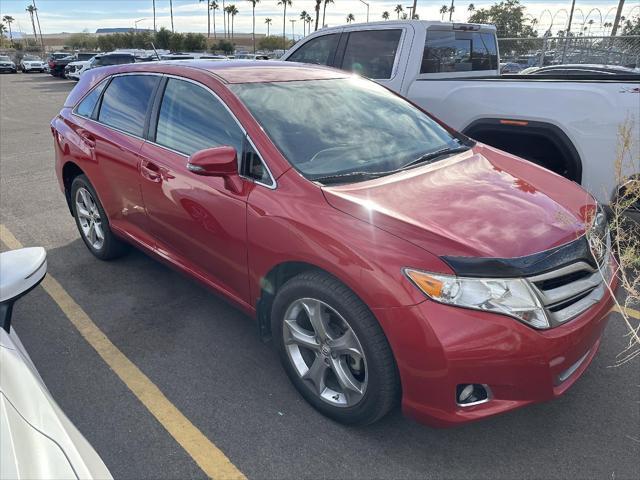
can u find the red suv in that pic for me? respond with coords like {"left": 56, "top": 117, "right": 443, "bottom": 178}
{"left": 52, "top": 61, "right": 616, "bottom": 427}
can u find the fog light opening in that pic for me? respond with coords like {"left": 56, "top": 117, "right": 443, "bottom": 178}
{"left": 456, "top": 384, "right": 490, "bottom": 407}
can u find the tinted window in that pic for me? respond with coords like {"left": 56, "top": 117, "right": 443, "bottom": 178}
{"left": 287, "top": 34, "right": 340, "bottom": 66}
{"left": 98, "top": 75, "right": 159, "bottom": 136}
{"left": 421, "top": 30, "right": 497, "bottom": 73}
{"left": 340, "top": 29, "right": 402, "bottom": 79}
{"left": 155, "top": 78, "right": 244, "bottom": 156}
{"left": 75, "top": 80, "right": 108, "bottom": 118}
{"left": 231, "top": 78, "right": 460, "bottom": 181}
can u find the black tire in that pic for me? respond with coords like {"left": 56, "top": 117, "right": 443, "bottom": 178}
{"left": 271, "top": 270, "right": 400, "bottom": 425}
{"left": 70, "top": 175, "right": 129, "bottom": 260}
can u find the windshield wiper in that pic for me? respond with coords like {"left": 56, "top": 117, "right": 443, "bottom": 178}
{"left": 312, "top": 144, "right": 472, "bottom": 185}
{"left": 400, "top": 145, "right": 471, "bottom": 170}
{"left": 312, "top": 171, "right": 389, "bottom": 185}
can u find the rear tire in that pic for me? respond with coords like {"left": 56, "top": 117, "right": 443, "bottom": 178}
{"left": 70, "top": 175, "right": 129, "bottom": 260}
{"left": 271, "top": 270, "right": 400, "bottom": 425}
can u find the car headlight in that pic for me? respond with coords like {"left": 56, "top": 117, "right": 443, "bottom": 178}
{"left": 404, "top": 268, "right": 549, "bottom": 329}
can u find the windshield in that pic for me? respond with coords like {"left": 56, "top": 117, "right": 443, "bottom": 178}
{"left": 0, "top": 56, "right": 10, "bottom": 62}
{"left": 230, "top": 77, "right": 465, "bottom": 182}
{"left": 24, "top": 55, "right": 41, "bottom": 61}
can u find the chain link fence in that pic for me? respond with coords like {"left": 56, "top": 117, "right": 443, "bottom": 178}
{"left": 498, "top": 35, "right": 640, "bottom": 69}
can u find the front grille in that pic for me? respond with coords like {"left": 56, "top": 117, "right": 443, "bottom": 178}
{"left": 527, "top": 230, "right": 612, "bottom": 327}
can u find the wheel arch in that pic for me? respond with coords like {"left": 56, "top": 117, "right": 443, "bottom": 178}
{"left": 463, "top": 118, "right": 583, "bottom": 184}
{"left": 256, "top": 261, "right": 329, "bottom": 341}
{"left": 61, "top": 161, "right": 86, "bottom": 215}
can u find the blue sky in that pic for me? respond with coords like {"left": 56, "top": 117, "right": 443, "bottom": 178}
{"left": 1, "top": 0, "right": 635, "bottom": 36}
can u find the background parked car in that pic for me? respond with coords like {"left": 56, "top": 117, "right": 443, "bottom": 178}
{"left": 0, "top": 247, "right": 113, "bottom": 479}
{"left": 0, "top": 55, "right": 17, "bottom": 73}
{"left": 20, "top": 55, "right": 45, "bottom": 73}
{"left": 82, "top": 52, "right": 136, "bottom": 73}
{"left": 65, "top": 58, "right": 92, "bottom": 80}
{"left": 500, "top": 62, "right": 523, "bottom": 74}
{"left": 47, "top": 52, "right": 76, "bottom": 77}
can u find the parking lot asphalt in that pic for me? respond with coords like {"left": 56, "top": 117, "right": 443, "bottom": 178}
{"left": 1, "top": 72, "right": 639, "bottom": 480}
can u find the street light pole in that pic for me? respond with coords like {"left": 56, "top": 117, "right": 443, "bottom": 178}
{"left": 358, "top": 0, "right": 370, "bottom": 22}
{"left": 134, "top": 18, "right": 147, "bottom": 32}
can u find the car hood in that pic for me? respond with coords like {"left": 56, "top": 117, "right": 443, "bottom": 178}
{"left": 322, "top": 144, "right": 595, "bottom": 259}
{"left": 68, "top": 60, "right": 89, "bottom": 67}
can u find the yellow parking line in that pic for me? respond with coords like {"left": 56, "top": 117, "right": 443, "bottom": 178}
{"left": 612, "top": 305, "right": 640, "bottom": 320}
{"left": 0, "top": 224, "right": 245, "bottom": 480}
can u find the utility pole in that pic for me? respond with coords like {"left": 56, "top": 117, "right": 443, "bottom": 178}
{"left": 561, "top": 0, "right": 576, "bottom": 63}
{"left": 153, "top": 0, "right": 157, "bottom": 31}
{"left": 411, "top": 0, "right": 417, "bottom": 19}
{"left": 610, "top": 0, "right": 625, "bottom": 37}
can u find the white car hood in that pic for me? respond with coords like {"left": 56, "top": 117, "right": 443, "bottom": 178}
{"left": 68, "top": 61, "right": 89, "bottom": 67}
{"left": 0, "top": 328, "right": 112, "bottom": 480}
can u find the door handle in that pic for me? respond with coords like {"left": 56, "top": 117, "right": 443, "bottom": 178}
{"left": 140, "top": 159, "right": 162, "bottom": 183}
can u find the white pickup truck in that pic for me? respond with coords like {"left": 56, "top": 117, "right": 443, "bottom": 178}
{"left": 281, "top": 20, "right": 640, "bottom": 206}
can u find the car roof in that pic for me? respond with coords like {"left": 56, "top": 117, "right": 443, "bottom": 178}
{"left": 109, "top": 60, "right": 351, "bottom": 84}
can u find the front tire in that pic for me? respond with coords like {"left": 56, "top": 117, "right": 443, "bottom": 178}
{"left": 70, "top": 175, "right": 128, "bottom": 260}
{"left": 272, "top": 270, "right": 400, "bottom": 425}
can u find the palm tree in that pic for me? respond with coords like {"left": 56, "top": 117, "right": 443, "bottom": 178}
{"left": 222, "top": 0, "right": 227, "bottom": 37}
{"left": 346, "top": 13, "right": 355, "bottom": 24}
{"left": 314, "top": 0, "right": 321, "bottom": 31}
{"left": 448, "top": 1, "right": 455, "bottom": 21}
{"left": 300, "top": 10, "right": 308, "bottom": 36}
{"left": 2, "top": 15, "right": 14, "bottom": 43}
{"left": 322, "top": 0, "right": 334, "bottom": 29}
{"left": 211, "top": 1, "right": 219, "bottom": 38}
{"left": 224, "top": 5, "right": 231, "bottom": 38}
{"left": 32, "top": 0, "right": 44, "bottom": 50}
{"left": 248, "top": 0, "right": 260, "bottom": 52}
{"left": 277, "top": 0, "right": 292, "bottom": 48}
{"left": 25, "top": 5, "right": 38, "bottom": 43}
{"left": 306, "top": 13, "right": 312, "bottom": 33}
{"left": 439, "top": 4, "right": 447, "bottom": 20}
{"left": 265, "top": 17, "right": 272, "bottom": 36}
{"left": 382, "top": 11, "right": 390, "bottom": 20}
{"left": 394, "top": 4, "right": 403, "bottom": 19}
{"left": 230, "top": 5, "right": 239, "bottom": 39}
{"left": 467, "top": 3, "right": 474, "bottom": 19}
{"left": 201, "top": 0, "right": 211, "bottom": 37}
{"left": 152, "top": 0, "right": 157, "bottom": 31}
{"left": 0, "top": 24, "right": 6, "bottom": 44}
{"left": 169, "top": 0, "right": 175, "bottom": 32}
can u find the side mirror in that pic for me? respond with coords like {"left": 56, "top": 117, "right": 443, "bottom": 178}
{"left": 187, "top": 146, "right": 243, "bottom": 193}
{"left": 187, "top": 146, "right": 238, "bottom": 177}
{"left": 0, "top": 247, "right": 47, "bottom": 332}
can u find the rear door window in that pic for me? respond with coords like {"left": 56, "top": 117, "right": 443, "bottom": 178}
{"left": 153, "top": 78, "right": 244, "bottom": 156}
{"left": 421, "top": 30, "right": 497, "bottom": 73}
{"left": 287, "top": 33, "right": 340, "bottom": 66}
{"left": 75, "top": 79, "right": 108, "bottom": 118}
{"left": 339, "top": 29, "right": 402, "bottom": 79}
{"left": 97, "top": 75, "right": 159, "bottom": 137}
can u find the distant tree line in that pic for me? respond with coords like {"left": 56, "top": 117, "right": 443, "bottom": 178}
{"left": 65, "top": 28, "right": 209, "bottom": 53}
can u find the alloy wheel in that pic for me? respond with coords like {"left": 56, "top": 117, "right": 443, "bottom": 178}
{"left": 75, "top": 187, "right": 105, "bottom": 250}
{"left": 283, "top": 298, "right": 368, "bottom": 407}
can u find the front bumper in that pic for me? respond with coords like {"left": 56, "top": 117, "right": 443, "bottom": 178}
{"left": 0, "top": 65, "right": 16, "bottom": 72}
{"left": 373, "top": 262, "right": 617, "bottom": 428}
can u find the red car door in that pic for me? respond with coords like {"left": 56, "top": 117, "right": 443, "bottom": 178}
{"left": 138, "top": 77, "right": 252, "bottom": 304}
{"left": 88, "top": 74, "right": 161, "bottom": 249}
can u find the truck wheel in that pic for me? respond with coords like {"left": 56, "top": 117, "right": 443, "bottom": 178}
{"left": 70, "top": 175, "right": 129, "bottom": 260}
{"left": 271, "top": 270, "right": 400, "bottom": 425}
